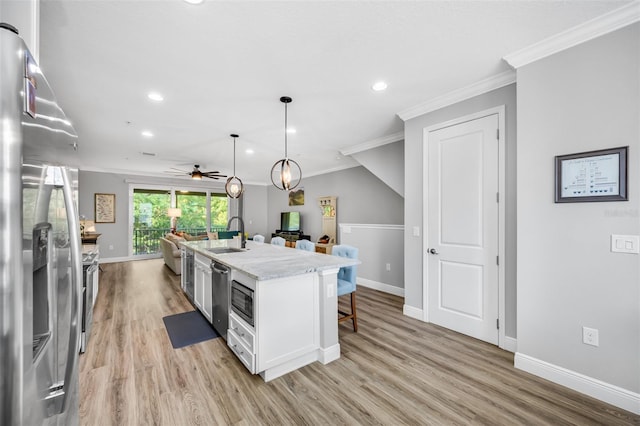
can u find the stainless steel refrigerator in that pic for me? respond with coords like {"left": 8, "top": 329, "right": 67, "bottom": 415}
{"left": 1, "top": 23, "right": 82, "bottom": 426}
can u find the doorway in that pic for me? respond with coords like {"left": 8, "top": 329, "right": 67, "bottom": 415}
{"left": 423, "top": 107, "right": 506, "bottom": 347}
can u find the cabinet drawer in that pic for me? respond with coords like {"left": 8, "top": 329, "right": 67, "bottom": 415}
{"left": 228, "top": 330, "right": 255, "bottom": 374}
{"left": 229, "top": 312, "right": 255, "bottom": 352}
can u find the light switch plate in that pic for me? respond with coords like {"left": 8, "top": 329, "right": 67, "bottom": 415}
{"left": 611, "top": 235, "right": 639, "bottom": 254}
{"left": 413, "top": 226, "right": 420, "bottom": 237}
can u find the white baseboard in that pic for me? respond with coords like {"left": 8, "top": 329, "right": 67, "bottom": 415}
{"left": 318, "top": 343, "right": 341, "bottom": 364}
{"left": 515, "top": 352, "right": 640, "bottom": 414}
{"left": 99, "top": 256, "right": 132, "bottom": 264}
{"left": 357, "top": 277, "right": 404, "bottom": 297}
{"left": 403, "top": 304, "right": 423, "bottom": 321}
{"left": 99, "top": 254, "right": 161, "bottom": 264}
{"left": 501, "top": 336, "right": 517, "bottom": 353}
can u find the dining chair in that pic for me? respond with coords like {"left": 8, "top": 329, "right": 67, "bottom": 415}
{"left": 253, "top": 234, "right": 265, "bottom": 243}
{"left": 331, "top": 244, "right": 358, "bottom": 332}
{"left": 295, "top": 239, "right": 315, "bottom": 252}
{"left": 271, "top": 236, "right": 286, "bottom": 246}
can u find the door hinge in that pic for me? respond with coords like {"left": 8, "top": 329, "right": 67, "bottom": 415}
{"left": 496, "top": 128, "right": 499, "bottom": 140}
{"left": 496, "top": 319, "right": 500, "bottom": 330}
{"left": 496, "top": 192, "right": 499, "bottom": 203}
{"left": 496, "top": 256, "right": 499, "bottom": 265}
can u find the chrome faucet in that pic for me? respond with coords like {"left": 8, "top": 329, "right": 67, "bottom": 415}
{"left": 227, "top": 216, "right": 246, "bottom": 248}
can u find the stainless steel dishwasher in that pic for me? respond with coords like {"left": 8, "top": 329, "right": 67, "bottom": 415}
{"left": 211, "top": 261, "right": 230, "bottom": 340}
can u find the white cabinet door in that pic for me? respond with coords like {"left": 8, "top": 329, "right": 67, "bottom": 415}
{"left": 194, "top": 262, "right": 204, "bottom": 310}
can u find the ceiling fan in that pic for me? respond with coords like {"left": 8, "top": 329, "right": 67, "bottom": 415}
{"left": 166, "top": 164, "right": 227, "bottom": 180}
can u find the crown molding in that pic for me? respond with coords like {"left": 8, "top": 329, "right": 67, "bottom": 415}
{"left": 397, "top": 70, "right": 516, "bottom": 121}
{"left": 340, "top": 131, "right": 404, "bottom": 156}
{"left": 503, "top": 1, "right": 640, "bottom": 69}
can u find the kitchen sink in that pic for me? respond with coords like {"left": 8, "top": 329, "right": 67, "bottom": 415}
{"left": 206, "top": 247, "right": 246, "bottom": 254}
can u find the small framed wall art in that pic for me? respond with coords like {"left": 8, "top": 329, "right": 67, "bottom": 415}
{"left": 555, "top": 146, "right": 628, "bottom": 203}
{"left": 95, "top": 193, "right": 116, "bottom": 223}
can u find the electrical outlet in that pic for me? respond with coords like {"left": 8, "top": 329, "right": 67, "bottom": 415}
{"left": 582, "top": 327, "right": 599, "bottom": 347}
{"left": 109, "top": 245, "right": 114, "bottom": 250}
{"left": 386, "top": 263, "right": 391, "bottom": 271}
{"left": 413, "top": 226, "right": 420, "bottom": 237}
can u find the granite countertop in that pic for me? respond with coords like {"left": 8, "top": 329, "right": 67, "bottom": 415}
{"left": 180, "top": 240, "right": 359, "bottom": 281}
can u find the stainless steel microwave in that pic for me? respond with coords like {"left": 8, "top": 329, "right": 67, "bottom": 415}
{"left": 230, "top": 280, "right": 254, "bottom": 327}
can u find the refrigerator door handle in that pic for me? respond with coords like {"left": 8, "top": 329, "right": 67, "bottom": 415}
{"left": 46, "top": 167, "right": 81, "bottom": 415}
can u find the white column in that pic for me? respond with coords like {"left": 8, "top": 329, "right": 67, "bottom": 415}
{"left": 317, "top": 267, "right": 340, "bottom": 363}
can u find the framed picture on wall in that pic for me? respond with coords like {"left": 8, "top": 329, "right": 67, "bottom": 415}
{"left": 95, "top": 193, "right": 116, "bottom": 223}
{"left": 555, "top": 146, "right": 628, "bottom": 203}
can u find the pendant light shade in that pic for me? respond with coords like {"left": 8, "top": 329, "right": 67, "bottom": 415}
{"left": 225, "top": 134, "right": 244, "bottom": 198}
{"left": 271, "top": 96, "right": 302, "bottom": 191}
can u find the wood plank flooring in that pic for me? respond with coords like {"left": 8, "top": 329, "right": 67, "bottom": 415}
{"left": 80, "top": 259, "right": 639, "bottom": 425}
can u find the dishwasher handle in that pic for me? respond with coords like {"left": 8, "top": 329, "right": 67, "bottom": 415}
{"left": 211, "top": 262, "right": 229, "bottom": 274}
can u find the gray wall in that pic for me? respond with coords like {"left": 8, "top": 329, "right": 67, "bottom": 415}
{"left": 266, "top": 166, "right": 404, "bottom": 242}
{"left": 516, "top": 24, "right": 639, "bottom": 392}
{"left": 403, "top": 84, "right": 518, "bottom": 338}
{"left": 351, "top": 141, "right": 404, "bottom": 197}
{"left": 267, "top": 166, "right": 405, "bottom": 290}
{"left": 78, "top": 170, "right": 267, "bottom": 259}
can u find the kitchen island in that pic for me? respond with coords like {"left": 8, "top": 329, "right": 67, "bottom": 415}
{"left": 179, "top": 239, "right": 358, "bottom": 382}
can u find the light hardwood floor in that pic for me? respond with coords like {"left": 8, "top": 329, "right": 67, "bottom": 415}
{"left": 80, "top": 259, "right": 639, "bottom": 425}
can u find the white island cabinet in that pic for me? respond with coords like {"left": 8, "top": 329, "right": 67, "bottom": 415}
{"left": 180, "top": 240, "right": 359, "bottom": 382}
{"left": 194, "top": 253, "right": 213, "bottom": 322}
{"left": 228, "top": 269, "right": 318, "bottom": 380}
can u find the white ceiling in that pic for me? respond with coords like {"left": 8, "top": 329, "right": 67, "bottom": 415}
{"left": 36, "top": 0, "right": 629, "bottom": 185}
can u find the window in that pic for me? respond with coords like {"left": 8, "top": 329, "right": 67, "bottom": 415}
{"left": 176, "top": 191, "right": 207, "bottom": 233}
{"left": 130, "top": 186, "right": 229, "bottom": 256}
{"left": 210, "top": 193, "right": 228, "bottom": 231}
{"left": 132, "top": 189, "right": 170, "bottom": 255}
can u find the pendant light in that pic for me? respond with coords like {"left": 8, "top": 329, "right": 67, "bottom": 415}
{"left": 225, "top": 134, "right": 244, "bottom": 198}
{"left": 271, "top": 96, "right": 302, "bottom": 191}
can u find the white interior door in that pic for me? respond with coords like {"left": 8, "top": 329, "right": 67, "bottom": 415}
{"left": 426, "top": 114, "right": 499, "bottom": 345}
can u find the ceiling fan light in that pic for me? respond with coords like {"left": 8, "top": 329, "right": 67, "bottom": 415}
{"left": 191, "top": 171, "right": 202, "bottom": 180}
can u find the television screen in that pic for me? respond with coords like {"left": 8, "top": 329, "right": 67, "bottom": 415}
{"left": 281, "top": 212, "right": 300, "bottom": 232}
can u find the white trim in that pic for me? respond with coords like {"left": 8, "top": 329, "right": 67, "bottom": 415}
{"left": 422, "top": 106, "right": 507, "bottom": 349}
{"left": 403, "top": 304, "right": 423, "bottom": 321}
{"left": 503, "top": 336, "right": 517, "bottom": 353}
{"left": 357, "top": 277, "right": 404, "bottom": 297}
{"left": 503, "top": 2, "right": 640, "bottom": 69}
{"left": 339, "top": 223, "right": 404, "bottom": 231}
{"left": 318, "top": 343, "right": 341, "bottom": 364}
{"left": 515, "top": 353, "right": 640, "bottom": 415}
{"left": 99, "top": 256, "right": 135, "bottom": 264}
{"left": 397, "top": 70, "right": 516, "bottom": 121}
{"left": 340, "top": 132, "right": 404, "bottom": 156}
{"left": 303, "top": 163, "right": 360, "bottom": 179}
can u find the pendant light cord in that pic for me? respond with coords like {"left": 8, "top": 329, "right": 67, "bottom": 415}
{"left": 233, "top": 136, "right": 236, "bottom": 176}
{"left": 284, "top": 102, "right": 288, "bottom": 159}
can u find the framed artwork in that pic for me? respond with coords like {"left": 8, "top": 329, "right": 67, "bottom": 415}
{"left": 555, "top": 146, "right": 628, "bottom": 203}
{"left": 289, "top": 187, "right": 305, "bottom": 206}
{"left": 95, "top": 193, "right": 116, "bottom": 223}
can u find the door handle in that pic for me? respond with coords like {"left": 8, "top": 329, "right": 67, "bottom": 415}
{"left": 429, "top": 248, "right": 439, "bottom": 255}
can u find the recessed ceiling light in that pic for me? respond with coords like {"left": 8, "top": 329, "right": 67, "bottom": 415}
{"left": 286, "top": 128, "right": 296, "bottom": 134}
{"left": 141, "top": 130, "right": 153, "bottom": 137}
{"left": 245, "top": 149, "right": 254, "bottom": 155}
{"left": 147, "top": 92, "right": 164, "bottom": 102}
{"left": 183, "top": 0, "right": 204, "bottom": 4}
{"left": 372, "top": 81, "right": 388, "bottom": 91}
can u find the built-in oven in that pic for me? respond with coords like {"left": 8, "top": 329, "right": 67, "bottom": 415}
{"left": 81, "top": 252, "right": 98, "bottom": 353}
{"left": 230, "top": 280, "right": 254, "bottom": 327}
